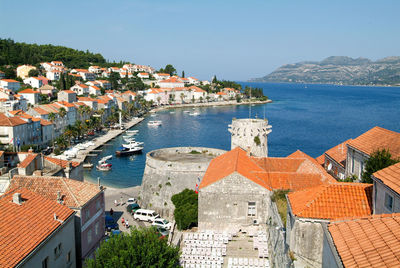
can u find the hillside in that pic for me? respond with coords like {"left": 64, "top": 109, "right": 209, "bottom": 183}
{"left": 251, "top": 56, "right": 400, "bottom": 86}
{"left": 0, "top": 38, "right": 107, "bottom": 68}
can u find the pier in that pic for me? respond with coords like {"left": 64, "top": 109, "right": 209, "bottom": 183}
{"left": 72, "top": 117, "right": 144, "bottom": 164}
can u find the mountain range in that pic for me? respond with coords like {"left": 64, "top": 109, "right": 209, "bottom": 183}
{"left": 250, "top": 56, "right": 400, "bottom": 86}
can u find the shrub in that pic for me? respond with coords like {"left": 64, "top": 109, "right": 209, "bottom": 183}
{"left": 171, "top": 189, "right": 198, "bottom": 230}
{"left": 165, "top": 182, "right": 171, "bottom": 186}
{"left": 362, "top": 149, "right": 399, "bottom": 183}
{"left": 85, "top": 227, "right": 180, "bottom": 267}
{"left": 254, "top": 135, "right": 261, "bottom": 146}
{"left": 189, "top": 150, "right": 201, "bottom": 154}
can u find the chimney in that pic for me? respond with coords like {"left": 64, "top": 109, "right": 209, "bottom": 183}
{"left": 57, "top": 191, "right": 63, "bottom": 204}
{"left": 13, "top": 193, "right": 22, "bottom": 205}
{"left": 28, "top": 147, "right": 33, "bottom": 153}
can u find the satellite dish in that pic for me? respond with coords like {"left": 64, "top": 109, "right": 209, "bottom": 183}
{"left": 327, "top": 163, "right": 332, "bottom": 171}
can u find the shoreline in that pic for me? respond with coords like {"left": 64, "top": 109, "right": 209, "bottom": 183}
{"left": 245, "top": 81, "right": 400, "bottom": 88}
{"left": 151, "top": 99, "right": 272, "bottom": 112}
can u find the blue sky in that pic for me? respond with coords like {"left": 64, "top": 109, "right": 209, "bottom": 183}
{"left": 1, "top": 0, "right": 399, "bottom": 80}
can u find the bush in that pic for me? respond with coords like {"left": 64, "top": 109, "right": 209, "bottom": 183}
{"left": 254, "top": 135, "right": 261, "bottom": 146}
{"left": 189, "top": 150, "right": 201, "bottom": 154}
{"left": 53, "top": 148, "right": 61, "bottom": 155}
{"left": 362, "top": 149, "right": 399, "bottom": 183}
{"left": 171, "top": 189, "right": 198, "bottom": 230}
{"left": 85, "top": 227, "right": 180, "bottom": 267}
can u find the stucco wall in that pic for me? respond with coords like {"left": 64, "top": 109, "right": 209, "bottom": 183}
{"left": 198, "top": 172, "right": 271, "bottom": 232}
{"left": 321, "top": 224, "right": 342, "bottom": 268}
{"left": 140, "top": 147, "right": 226, "bottom": 219}
{"left": 345, "top": 147, "right": 368, "bottom": 179}
{"left": 373, "top": 179, "right": 400, "bottom": 214}
{"left": 20, "top": 215, "right": 76, "bottom": 268}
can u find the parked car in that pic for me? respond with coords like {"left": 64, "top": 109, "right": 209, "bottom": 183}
{"left": 127, "top": 203, "right": 140, "bottom": 214}
{"left": 105, "top": 215, "right": 119, "bottom": 231}
{"left": 127, "top": 198, "right": 137, "bottom": 204}
{"left": 152, "top": 218, "right": 172, "bottom": 230}
{"left": 156, "top": 226, "right": 170, "bottom": 238}
{"left": 133, "top": 209, "right": 160, "bottom": 222}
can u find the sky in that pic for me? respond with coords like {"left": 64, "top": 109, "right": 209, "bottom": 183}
{"left": 1, "top": 0, "right": 399, "bottom": 81}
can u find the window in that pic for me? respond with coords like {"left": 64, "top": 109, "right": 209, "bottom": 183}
{"left": 96, "top": 200, "right": 101, "bottom": 211}
{"left": 351, "top": 155, "right": 355, "bottom": 173}
{"left": 384, "top": 193, "right": 393, "bottom": 212}
{"left": 248, "top": 202, "right": 256, "bottom": 216}
{"left": 54, "top": 243, "right": 62, "bottom": 259}
{"left": 95, "top": 222, "right": 99, "bottom": 236}
{"left": 42, "top": 257, "right": 49, "bottom": 268}
{"left": 87, "top": 229, "right": 92, "bottom": 244}
{"left": 85, "top": 210, "right": 91, "bottom": 221}
{"left": 66, "top": 251, "right": 71, "bottom": 263}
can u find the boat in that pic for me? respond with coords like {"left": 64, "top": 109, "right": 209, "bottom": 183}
{"left": 150, "top": 114, "right": 157, "bottom": 117}
{"left": 83, "top": 163, "right": 94, "bottom": 169}
{"left": 126, "top": 130, "right": 138, "bottom": 135}
{"left": 183, "top": 110, "right": 190, "bottom": 113}
{"left": 189, "top": 112, "right": 200, "bottom": 116}
{"left": 96, "top": 162, "right": 112, "bottom": 171}
{"left": 124, "top": 137, "right": 136, "bottom": 142}
{"left": 101, "top": 155, "right": 113, "bottom": 162}
{"left": 147, "top": 120, "right": 162, "bottom": 126}
{"left": 122, "top": 135, "right": 135, "bottom": 139}
{"left": 122, "top": 140, "right": 144, "bottom": 148}
{"left": 115, "top": 146, "right": 143, "bottom": 156}
{"left": 170, "top": 111, "right": 175, "bottom": 114}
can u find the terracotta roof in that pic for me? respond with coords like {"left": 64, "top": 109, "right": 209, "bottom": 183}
{"left": 329, "top": 214, "right": 400, "bottom": 267}
{"left": 62, "top": 90, "right": 76, "bottom": 94}
{"left": 0, "top": 188, "right": 74, "bottom": 268}
{"left": 0, "top": 113, "right": 27, "bottom": 127}
{"left": 217, "top": 92, "right": 227, "bottom": 95}
{"left": 160, "top": 78, "right": 183, "bottom": 83}
{"left": 9, "top": 175, "right": 102, "bottom": 208}
{"left": 17, "top": 153, "right": 38, "bottom": 168}
{"left": 347, "top": 126, "right": 400, "bottom": 158}
{"left": 78, "top": 97, "right": 97, "bottom": 102}
{"left": 322, "top": 139, "right": 352, "bottom": 168}
{"left": 75, "top": 84, "right": 88, "bottom": 88}
{"left": 1, "top": 79, "right": 19, "bottom": 83}
{"left": 373, "top": 162, "right": 400, "bottom": 194}
{"left": 90, "top": 85, "right": 100, "bottom": 90}
{"left": 200, "top": 147, "right": 269, "bottom": 189}
{"left": 315, "top": 154, "right": 325, "bottom": 165}
{"left": 19, "top": 88, "right": 39, "bottom": 94}
{"left": 288, "top": 182, "right": 373, "bottom": 220}
{"left": 56, "top": 101, "right": 75, "bottom": 108}
{"left": 33, "top": 107, "right": 50, "bottom": 115}
{"left": 40, "top": 119, "right": 52, "bottom": 126}
{"left": 44, "top": 156, "right": 80, "bottom": 168}
{"left": 200, "top": 147, "right": 335, "bottom": 191}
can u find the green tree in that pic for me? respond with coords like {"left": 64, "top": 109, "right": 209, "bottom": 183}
{"left": 85, "top": 227, "right": 180, "bottom": 268}
{"left": 28, "top": 69, "right": 39, "bottom": 77}
{"left": 162, "top": 64, "right": 176, "bottom": 76}
{"left": 109, "top": 72, "right": 120, "bottom": 90}
{"left": 182, "top": 70, "right": 185, "bottom": 78}
{"left": 171, "top": 189, "right": 198, "bottom": 230}
{"left": 362, "top": 149, "right": 399, "bottom": 183}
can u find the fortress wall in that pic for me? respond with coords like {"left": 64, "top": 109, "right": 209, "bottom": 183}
{"left": 139, "top": 147, "right": 226, "bottom": 219}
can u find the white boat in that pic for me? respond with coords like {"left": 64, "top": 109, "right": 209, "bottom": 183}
{"left": 83, "top": 163, "right": 93, "bottom": 169}
{"left": 122, "top": 140, "right": 144, "bottom": 148}
{"left": 183, "top": 110, "right": 190, "bottom": 113}
{"left": 170, "top": 111, "right": 175, "bottom": 114}
{"left": 150, "top": 114, "right": 157, "bottom": 117}
{"left": 100, "top": 155, "right": 113, "bottom": 162}
{"left": 124, "top": 137, "right": 136, "bottom": 142}
{"left": 126, "top": 130, "right": 138, "bottom": 135}
{"left": 189, "top": 112, "right": 200, "bottom": 116}
{"left": 148, "top": 120, "right": 162, "bottom": 126}
{"left": 116, "top": 146, "right": 144, "bottom": 156}
{"left": 96, "top": 162, "right": 112, "bottom": 171}
{"left": 122, "top": 135, "right": 134, "bottom": 139}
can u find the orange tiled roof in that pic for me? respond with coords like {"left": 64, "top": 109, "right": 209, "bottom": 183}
{"left": 0, "top": 188, "right": 74, "bottom": 268}
{"left": 0, "top": 79, "right": 19, "bottom": 83}
{"left": 373, "top": 162, "right": 400, "bottom": 195}
{"left": 217, "top": 92, "right": 227, "bottom": 95}
{"left": 160, "top": 77, "right": 183, "bottom": 83}
{"left": 17, "top": 153, "right": 38, "bottom": 168}
{"left": 62, "top": 90, "right": 76, "bottom": 94}
{"left": 347, "top": 126, "right": 400, "bottom": 158}
{"left": 78, "top": 97, "right": 97, "bottom": 102}
{"left": 40, "top": 119, "right": 52, "bottom": 126}
{"left": 315, "top": 154, "right": 325, "bottom": 166}
{"left": 9, "top": 175, "right": 102, "bottom": 207}
{"left": 199, "top": 147, "right": 269, "bottom": 190}
{"left": 288, "top": 182, "right": 373, "bottom": 220}
{"left": 0, "top": 113, "right": 27, "bottom": 127}
{"left": 33, "top": 107, "right": 50, "bottom": 115}
{"left": 19, "top": 88, "right": 39, "bottom": 94}
{"left": 200, "top": 147, "right": 335, "bottom": 191}
{"left": 329, "top": 213, "right": 400, "bottom": 267}
{"left": 323, "top": 139, "right": 352, "bottom": 168}
{"left": 44, "top": 156, "right": 80, "bottom": 168}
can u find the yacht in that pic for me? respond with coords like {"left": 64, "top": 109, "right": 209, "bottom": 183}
{"left": 116, "top": 146, "right": 143, "bottom": 156}
{"left": 148, "top": 120, "right": 162, "bottom": 126}
{"left": 126, "top": 130, "right": 139, "bottom": 135}
{"left": 122, "top": 140, "right": 144, "bottom": 148}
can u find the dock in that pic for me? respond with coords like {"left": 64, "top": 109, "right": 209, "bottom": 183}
{"left": 70, "top": 117, "right": 144, "bottom": 164}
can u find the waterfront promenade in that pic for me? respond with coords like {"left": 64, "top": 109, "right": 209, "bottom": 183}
{"left": 72, "top": 117, "right": 144, "bottom": 164}
{"left": 152, "top": 99, "right": 271, "bottom": 112}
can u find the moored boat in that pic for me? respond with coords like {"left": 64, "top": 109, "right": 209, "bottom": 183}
{"left": 126, "top": 130, "right": 139, "bottom": 135}
{"left": 96, "top": 162, "right": 112, "bottom": 171}
{"left": 147, "top": 120, "right": 162, "bottom": 126}
{"left": 115, "top": 146, "right": 143, "bottom": 156}
{"left": 122, "top": 140, "right": 144, "bottom": 148}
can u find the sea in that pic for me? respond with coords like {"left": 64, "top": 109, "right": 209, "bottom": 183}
{"left": 84, "top": 82, "right": 400, "bottom": 188}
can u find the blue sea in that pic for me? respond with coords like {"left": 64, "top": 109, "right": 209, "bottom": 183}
{"left": 84, "top": 82, "right": 400, "bottom": 188}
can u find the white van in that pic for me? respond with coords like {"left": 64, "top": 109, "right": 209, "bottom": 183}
{"left": 133, "top": 209, "right": 160, "bottom": 222}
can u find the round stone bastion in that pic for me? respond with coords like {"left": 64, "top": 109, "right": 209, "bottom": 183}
{"left": 139, "top": 147, "right": 226, "bottom": 219}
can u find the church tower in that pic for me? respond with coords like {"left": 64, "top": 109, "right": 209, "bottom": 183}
{"left": 228, "top": 118, "right": 272, "bottom": 157}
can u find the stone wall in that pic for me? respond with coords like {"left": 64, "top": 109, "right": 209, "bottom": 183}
{"left": 228, "top": 118, "right": 272, "bottom": 157}
{"left": 266, "top": 199, "right": 293, "bottom": 268}
{"left": 139, "top": 147, "right": 226, "bottom": 219}
{"left": 198, "top": 173, "right": 271, "bottom": 232}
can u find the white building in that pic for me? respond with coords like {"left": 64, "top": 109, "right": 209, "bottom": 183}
{"left": 70, "top": 84, "right": 89, "bottom": 96}
{"left": 46, "top": 70, "right": 61, "bottom": 81}
{"left": 0, "top": 79, "right": 21, "bottom": 91}
{"left": 154, "top": 73, "right": 170, "bottom": 80}
{"left": 137, "top": 72, "right": 149, "bottom": 79}
{"left": 157, "top": 77, "right": 184, "bottom": 88}
{"left": 23, "top": 77, "right": 43, "bottom": 89}
{"left": 19, "top": 89, "right": 40, "bottom": 105}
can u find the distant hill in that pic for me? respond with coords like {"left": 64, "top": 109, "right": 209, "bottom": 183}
{"left": 250, "top": 56, "right": 400, "bottom": 86}
{"left": 0, "top": 38, "right": 107, "bottom": 68}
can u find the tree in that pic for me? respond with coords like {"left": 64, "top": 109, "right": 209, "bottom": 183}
{"left": 85, "top": 227, "right": 180, "bottom": 268}
{"left": 171, "top": 189, "right": 198, "bottom": 230}
{"left": 362, "top": 149, "right": 399, "bottom": 183}
{"left": 182, "top": 70, "right": 185, "bottom": 78}
{"left": 161, "top": 64, "right": 176, "bottom": 76}
{"left": 28, "top": 69, "right": 39, "bottom": 77}
{"left": 109, "top": 72, "right": 120, "bottom": 90}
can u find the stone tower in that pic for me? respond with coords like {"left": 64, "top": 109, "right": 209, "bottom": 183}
{"left": 228, "top": 118, "right": 272, "bottom": 157}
